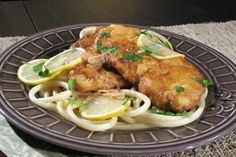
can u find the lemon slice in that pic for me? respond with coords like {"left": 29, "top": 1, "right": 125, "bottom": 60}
{"left": 81, "top": 95, "right": 131, "bottom": 120}
{"left": 79, "top": 26, "right": 97, "bottom": 38}
{"left": 141, "top": 30, "right": 173, "bottom": 50}
{"left": 137, "top": 34, "right": 185, "bottom": 60}
{"left": 43, "top": 48, "right": 84, "bottom": 74}
{"left": 17, "top": 59, "right": 59, "bottom": 85}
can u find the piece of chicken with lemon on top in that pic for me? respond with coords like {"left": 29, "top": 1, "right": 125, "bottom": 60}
{"left": 70, "top": 25, "right": 209, "bottom": 113}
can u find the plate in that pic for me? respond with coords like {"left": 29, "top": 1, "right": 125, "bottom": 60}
{"left": 0, "top": 23, "right": 235, "bottom": 155}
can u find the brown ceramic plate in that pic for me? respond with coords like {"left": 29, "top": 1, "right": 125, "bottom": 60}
{"left": 0, "top": 24, "right": 235, "bottom": 155}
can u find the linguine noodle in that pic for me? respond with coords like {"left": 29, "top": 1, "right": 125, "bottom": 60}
{"left": 28, "top": 80, "right": 207, "bottom": 131}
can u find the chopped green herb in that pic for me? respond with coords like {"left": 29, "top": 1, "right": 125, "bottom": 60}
{"left": 21, "top": 60, "right": 27, "bottom": 64}
{"left": 192, "top": 77, "right": 202, "bottom": 83}
{"left": 68, "top": 79, "right": 76, "bottom": 91}
{"left": 142, "top": 45, "right": 154, "bottom": 53}
{"left": 202, "top": 79, "right": 213, "bottom": 86}
{"left": 67, "top": 98, "right": 86, "bottom": 109}
{"left": 123, "top": 96, "right": 133, "bottom": 105}
{"left": 123, "top": 52, "right": 143, "bottom": 62}
{"left": 150, "top": 106, "right": 192, "bottom": 117}
{"left": 96, "top": 40, "right": 105, "bottom": 53}
{"left": 164, "top": 41, "right": 172, "bottom": 49}
{"left": 123, "top": 96, "right": 134, "bottom": 105}
{"left": 100, "top": 32, "right": 111, "bottom": 38}
{"left": 123, "top": 96, "right": 130, "bottom": 105}
{"left": 175, "top": 86, "right": 185, "bottom": 93}
{"left": 67, "top": 98, "right": 81, "bottom": 105}
{"left": 149, "top": 106, "right": 158, "bottom": 113}
{"left": 33, "top": 62, "right": 50, "bottom": 77}
{"left": 149, "top": 106, "right": 175, "bottom": 116}
{"left": 33, "top": 62, "right": 44, "bottom": 72}
{"left": 137, "top": 48, "right": 152, "bottom": 55}
{"left": 96, "top": 40, "right": 119, "bottom": 54}
{"left": 192, "top": 77, "right": 213, "bottom": 87}
{"left": 164, "top": 111, "right": 176, "bottom": 116}
{"left": 149, "top": 108, "right": 158, "bottom": 114}
{"left": 38, "top": 68, "right": 50, "bottom": 77}
{"left": 106, "top": 46, "right": 119, "bottom": 55}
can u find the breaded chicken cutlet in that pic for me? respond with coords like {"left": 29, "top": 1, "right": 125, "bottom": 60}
{"left": 70, "top": 25, "right": 205, "bottom": 112}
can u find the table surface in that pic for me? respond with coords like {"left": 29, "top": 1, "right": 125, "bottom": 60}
{"left": 0, "top": 0, "right": 236, "bottom": 37}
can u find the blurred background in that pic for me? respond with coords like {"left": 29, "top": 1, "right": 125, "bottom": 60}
{"left": 0, "top": 0, "right": 235, "bottom": 37}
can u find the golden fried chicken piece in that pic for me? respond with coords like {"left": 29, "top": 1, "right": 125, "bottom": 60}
{"left": 72, "top": 25, "right": 205, "bottom": 112}
{"left": 68, "top": 61, "right": 130, "bottom": 93}
{"left": 138, "top": 58, "right": 205, "bottom": 112}
{"left": 70, "top": 27, "right": 130, "bottom": 92}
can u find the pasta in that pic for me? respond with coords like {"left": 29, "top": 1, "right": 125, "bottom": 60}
{"left": 28, "top": 80, "right": 207, "bottom": 131}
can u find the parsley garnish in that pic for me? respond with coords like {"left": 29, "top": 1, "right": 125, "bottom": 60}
{"left": 123, "top": 52, "right": 143, "bottom": 62}
{"left": 123, "top": 96, "right": 134, "bottom": 105}
{"left": 140, "top": 46, "right": 154, "bottom": 54}
{"left": 192, "top": 77, "right": 213, "bottom": 87}
{"left": 67, "top": 98, "right": 86, "bottom": 109}
{"left": 68, "top": 79, "right": 76, "bottom": 91}
{"left": 96, "top": 40, "right": 119, "bottom": 54}
{"left": 33, "top": 62, "right": 44, "bottom": 72}
{"left": 162, "top": 111, "right": 176, "bottom": 116}
{"left": 149, "top": 105, "right": 192, "bottom": 117}
{"left": 164, "top": 41, "right": 172, "bottom": 49}
{"left": 106, "top": 46, "right": 119, "bottom": 54}
{"left": 149, "top": 106, "right": 158, "bottom": 113}
{"left": 149, "top": 106, "right": 175, "bottom": 116}
{"left": 67, "top": 98, "right": 81, "bottom": 105}
{"left": 100, "top": 32, "right": 111, "bottom": 38}
{"left": 192, "top": 77, "right": 202, "bottom": 83}
{"left": 38, "top": 68, "right": 50, "bottom": 77}
{"left": 137, "top": 47, "right": 153, "bottom": 55}
{"left": 96, "top": 40, "right": 105, "bottom": 52}
{"left": 202, "top": 80, "right": 213, "bottom": 86}
{"left": 175, "top": 86, "right": 185, "bottom": 93}
{"left": 33, "top": 62, "right": 50, "bottom": 77}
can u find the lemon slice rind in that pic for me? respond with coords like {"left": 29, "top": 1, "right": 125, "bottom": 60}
{"left": 142, "top": 30, "right": 173, "bottom": 50}
{"left": 137, "top": 34, "right": 185, "bottom": 60}
{"left": 43, "top": 48, "right": 84, "bottom": 74}
{"left": 79, "top": 26, "right": 97, "bottom": 38}
{"left": 17, "top": 59, "right": 59, "bottom": 85}
{"left": 80, "top": 96, "right": 131, "bottom": 120}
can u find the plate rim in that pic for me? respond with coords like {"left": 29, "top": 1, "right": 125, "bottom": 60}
{"left": 0, "top": 23, "right": 235, "bottom": 155}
